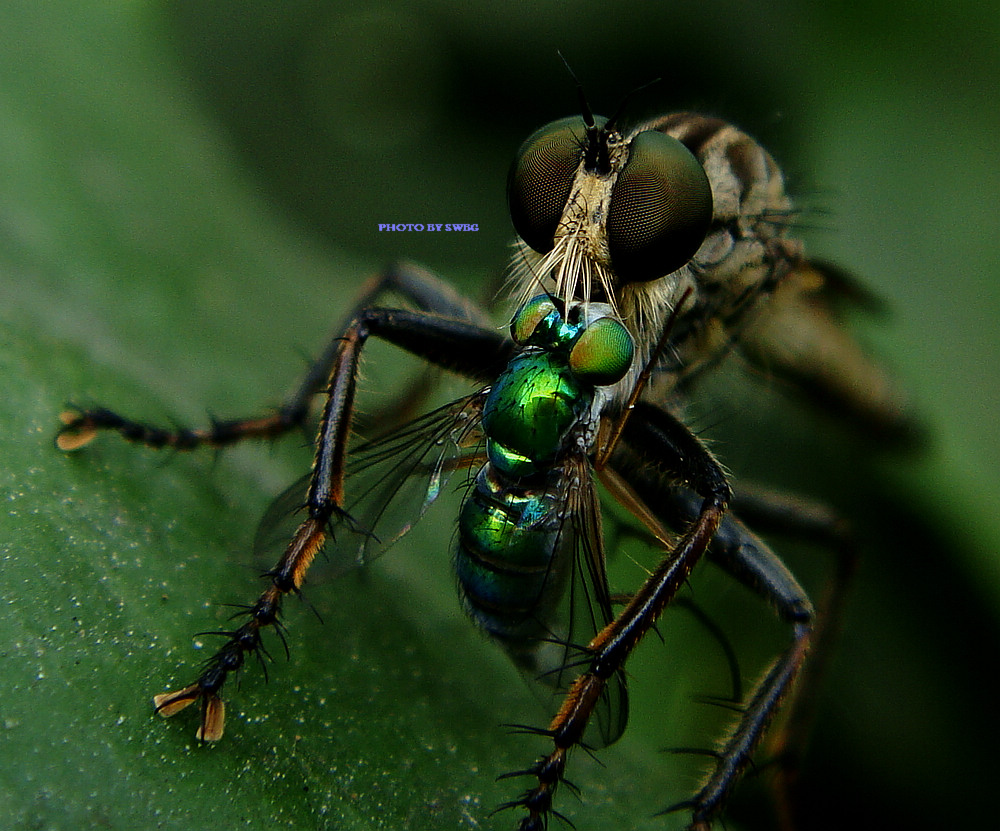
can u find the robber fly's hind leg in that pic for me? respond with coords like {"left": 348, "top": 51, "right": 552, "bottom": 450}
{"left": 642, "top": 482, "right": 854, "bottom": 830}
{"left": 678, "top": 508, "right": 813, "bottom": 829}
{"left": 57, "top": 261, "right": 492, "bottom": 452}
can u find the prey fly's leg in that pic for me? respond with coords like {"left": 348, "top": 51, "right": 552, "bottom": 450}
{"left": 57, "top": 261, "right": 493, "bottom": 452}
{"left": 152, "top": 304, "right": 510, "bottom": 739}
{"left": 508, "top": 402, "right": 732, "bottom": 831}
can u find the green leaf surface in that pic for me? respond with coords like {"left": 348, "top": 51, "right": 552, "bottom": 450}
{"left": 2, "top": 3, "right": 997, "bottom": 831}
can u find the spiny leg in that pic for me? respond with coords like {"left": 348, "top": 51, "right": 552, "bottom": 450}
{"left": 59, "top": 261, "right": 511, "bottom": 740}
{"left": 673, "top": 503, "right": 813, "bottom": 828}
{"left": 56, "top": 261, "right": 497, "bottom": 452}
{"left": 151, "top": 303, "right": 509, "bottom": 739}
{"left": 507, "top": 401, "right": 731, "bottom": 830}
{"left": 726, "top": 486, "right": 857, "bottom": 831}
{"left": 154, "top": 300, "right": 508, "bottom": 741}
{"left": 623, "top": 469, "right": 856, "bottom": 828}
{"left": 291, "top": 261, "right": 498, "bottom": 436}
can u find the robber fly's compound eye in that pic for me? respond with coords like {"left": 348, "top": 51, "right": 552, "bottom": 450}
{"left": 607, "top": 130, "right": 713, "bottom": 283}
{"left": 508, "top": 116, "right": 604, "bottom": 254}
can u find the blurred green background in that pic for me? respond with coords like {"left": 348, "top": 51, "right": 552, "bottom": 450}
{"left": 2, "top": 1, "right": 997, "bottom": 830}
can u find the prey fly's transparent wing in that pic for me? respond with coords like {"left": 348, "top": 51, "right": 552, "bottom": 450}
{"left": 254, "top": 392, "right": 486, "bottom": 577}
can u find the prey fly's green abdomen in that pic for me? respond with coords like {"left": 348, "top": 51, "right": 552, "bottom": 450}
{"left": 458, "top": 469, "right": 559, "bottom": 569}
{"left": 456, "top": 469, "right": 564, "bottom": 616}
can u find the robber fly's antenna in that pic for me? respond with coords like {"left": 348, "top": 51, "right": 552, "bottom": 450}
{"left": 604, "top": 76, "right": 661, "bottom": 133}
{"left": 557, "top": 51, "right": 609, "bottom": 172}
{"left": 557, "top": 51, "right": 596, "bottom": 128}
{"left": 556, "top": 52, "right": 661, "bottom": 172}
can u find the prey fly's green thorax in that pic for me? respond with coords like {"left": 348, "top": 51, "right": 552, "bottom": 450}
{"left": 481, "top": 296, "right": 633, "bottom": 477}
{"left": 56, "top": 69, "right": 917, "bottom": 831}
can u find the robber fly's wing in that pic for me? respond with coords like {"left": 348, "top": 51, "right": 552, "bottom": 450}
{"left": 528, "top": 450, "right": 629, "bottom": 750}
{"left": 254, "top": 392, "right": 486, "bottom": 577}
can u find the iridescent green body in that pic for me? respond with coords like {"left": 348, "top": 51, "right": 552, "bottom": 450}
{"left": 455, "top": 296, "right": 634, "bottom": 668}
{"left": 481, "top": 351, "right": 583, "bottom": 479}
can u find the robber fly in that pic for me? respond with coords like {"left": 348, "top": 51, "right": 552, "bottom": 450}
{"left": 57, "top": 81, "right": 912, "bottom": 829}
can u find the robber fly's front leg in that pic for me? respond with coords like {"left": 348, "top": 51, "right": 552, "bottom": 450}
{"left": 58, "top": 261, "right": 510, "bottom": 741}
{"left": 151, "top": 304, "right": 509, "bottom": 739}
{"left": 508, "top": 402, "right": 731, "bottom": 830}
{"left": 56, "top": 261, "right": 494, "bottom": 452}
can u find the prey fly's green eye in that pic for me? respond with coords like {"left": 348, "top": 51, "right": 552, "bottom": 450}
{"left": 507, "top": 116, "right": 603, "bottom": 255}
{"left": 510, "top": 295, "right": 560, "bottom": 345}
{"left": 568, "top": 316, "right": 634, "bottom": 386}
{"left": 608, "top": 130, "right": 713, "bottom": 283}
